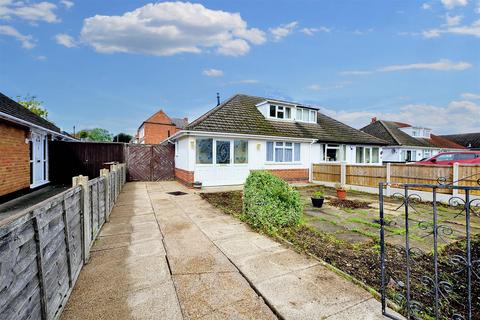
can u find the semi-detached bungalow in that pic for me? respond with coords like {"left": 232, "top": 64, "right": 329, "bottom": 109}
{"left": 168, "top": 94, "right": 387, "bottom": 187}
{"left": 0, "top": 92, "right": 72, "bottom": 199}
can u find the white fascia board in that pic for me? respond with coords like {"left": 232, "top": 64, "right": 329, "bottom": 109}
{"left": 0, "top": 111, "right": 75, "bottom": 141}
{"left": 167, "top": 130, "right": 316, "bottom": 143}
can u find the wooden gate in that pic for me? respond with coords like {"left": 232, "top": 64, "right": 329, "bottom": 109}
{"left": 126, "top": 144, "right": 175, "bottom": 181}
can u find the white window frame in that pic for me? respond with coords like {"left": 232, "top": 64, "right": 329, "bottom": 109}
{"left": 295, "top": 107, "right": 317, "bottom": 123}
{"left": 195, "top": 138, "right": 248, "bottom": 166}
{"left": 269, "top": 104, "right": 292, "bottom": 120}
{"left": 355, "top": 146, "right": 380, "bottom": 164}
{"left": 266, "top": 141, "right": 301, "bottom": 163}
{"left": 323, "top": 144, "right": 342, "bottom": 162}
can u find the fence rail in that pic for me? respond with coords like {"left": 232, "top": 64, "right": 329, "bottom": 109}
{"left": 0, "top": 163, "right": 126, "bottom": 320}
{"left": 312, "top": 162, "right": 480, "bottom": 198}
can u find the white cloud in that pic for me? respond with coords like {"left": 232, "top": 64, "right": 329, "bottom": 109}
{"left": 353, "top": 28, "right": 373, "bottom": 35}
{"left": 321, "top": 100, "right": 480, "bottom": 134}
{"left": 269, "top": 21, "right": 298, "bottom": 41}
{"left": 306, "top": 82, "right": 350, "bottom": 91}
{"left": 202, "top": 68, "right": 223, "bottom": 77}
{"left": 445, "top": 14, "right": 463, "bottom": 26}
{"left": 35, "top": 55, "right": 47, "bottom": 60}
{"left": 236, "top": 79, "right": 259, "bottom": 84}
{"left": 461, "top": 92, "right": 480, "bottom": 99}
{"left": 342, "top": 59, "right": 472, "bottom": 75}
{"left": 0, "top": 1, "right": 59, "bottom": 23}
{"left": 441, "top": 0, "right": 468, "bottom": 9}
{"left": 55, "top": 33, "right": 76, "bottom": 47}
{"left": 422, "top": 3, "right": 432, "bottom": 9}
{"left": 300, "top": 27, "right": 330, "bottom": 36}
{"left": 423, "top": 19, "right": 480, "bottom": 38}
{"left": 80, "top": 2, "right": 266, "bottom": 57}
{"left": 60, "top": 0, "right": 74, "bottom": 9}
{"left": 0, "top": 24, "right": 35, "bottom": 48}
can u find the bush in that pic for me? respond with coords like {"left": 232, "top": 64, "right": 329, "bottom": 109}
{"left": 243, "top": 171, "right": 302, "bottom": 233}
{"left": 312, "top": 190, "right": 324, "bottom": 198}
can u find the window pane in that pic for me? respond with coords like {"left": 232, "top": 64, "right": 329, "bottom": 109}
{"left": 277, "top": 110, "right": 284, "bottom": 119}
{"left": 296, "top": 108, "right": 302, "bottom": 121}
{"left": 285, "top": 107, "right": 291, "bottom": 118}
{"left": 285, "top": 148, "right": 293, "bottom": 162}
{"left": 454, "top": 153, "right": 476, "bottom": 160}
{"left": 365, "top": 148, "right": 371, "bottom": 163}
{"left": 267, "top": 141, "right": 274, "bottom": 161}
{"left": 285, "top": 142, "right": 292, "bottom": 147}
{"left": 309, "top": 110, "right": 315, "bottom": 122}
{"left": 270, "top": 105, "right": 276, "bottom": 117}
{"left": 216, "top": 140, "right": 231, "bottom": 164}
{"left": 326, "top": 148, "right": 339, "bottom": 162}
{"left": 275, "top": 147, "right": 284, "bottom": 162}
{"left": 356, "top": 147, "right": 364, "bottom": 163}
{"left": 436, "top": 154, "right": 454, "bottom": 161}
{"left": 234, "top": 140, "right": 248, "bottom": 164}
{"left": 372, "top": 148, "right": 379, "bottom": 163}
{"left": 276, "top": 142, "right": 283, "bottom": 146}
{"left": 294, "top": 143, "right": 301, "bottom": 161}
{"left": 196, "top": 138, "right": 213, "bottom": 164}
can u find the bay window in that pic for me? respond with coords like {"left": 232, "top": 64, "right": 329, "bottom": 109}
{"left": 196, "top": 138, "right": 248, "bottom": 165}
{"left": 267, "top": 141, "right": 301, "bottom": 162}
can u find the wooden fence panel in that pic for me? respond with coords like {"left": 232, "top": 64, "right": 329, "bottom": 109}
{"left": 312, "top": 164, "right": 341, "bottom": 183}
{"left": 0, "top": 164, "right": 126, "bottom": 320}
{"left": 390, "top": 164, "right": 453, "bottom": 194}
{"left": 458, "top": 164, "right": 480, "bottom": 195}
{"left": 49, "top": 141, "right": 125, "bottom": 185}
{"left": 346, "top": 165, "right": 386, "bottom": 188}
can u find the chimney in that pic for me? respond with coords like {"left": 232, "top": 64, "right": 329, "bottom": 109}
{"left": 216, "top": 92, "right": 220, "bottom": 106}
{"left": 371, "top": 117, "right": 377, "bottom": 124}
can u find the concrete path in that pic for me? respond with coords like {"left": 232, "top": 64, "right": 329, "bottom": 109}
{"left": 62, "top": 181, "right": 399, "bottom": 320}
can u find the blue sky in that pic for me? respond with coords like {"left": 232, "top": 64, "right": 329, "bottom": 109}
{"left": 0, "top": 0, "right": 479, "bottom": 135}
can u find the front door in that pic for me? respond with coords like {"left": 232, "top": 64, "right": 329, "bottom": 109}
{"left": 30, "top": 132, "right": 48, "bottom": 188}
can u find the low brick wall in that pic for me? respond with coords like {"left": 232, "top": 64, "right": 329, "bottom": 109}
{"left": 175, "top": 168, "right": 194, "bottom": 186}
{"left": 267, "top": 168, "right": 309, "bottom": 182}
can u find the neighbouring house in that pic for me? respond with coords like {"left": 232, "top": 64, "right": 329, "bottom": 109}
{"left": 0, "top": 92, "right": 73, "bottom": 199}
{"left": 168, "top": 94, "right": 387, "bottom": 187}
{"left": 440, "top": 133, "right": 480, "bottom": 150}
{"left": 361, "top": 118, "right": 466, "bottom": 163}
{"left": 134, "top": 110, "right": 188, "bottom": 144}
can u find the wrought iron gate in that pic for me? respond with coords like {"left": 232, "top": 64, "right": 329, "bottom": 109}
{"left": 379, "top": 175, "right": 479, "bottom": 320}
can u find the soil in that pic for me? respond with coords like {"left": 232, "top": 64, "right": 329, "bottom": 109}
{"left": 201, "top": 190, "right": 479, "bottom": 320}
{"left": 327, "top": 198, "right": 371, "bottom": 209}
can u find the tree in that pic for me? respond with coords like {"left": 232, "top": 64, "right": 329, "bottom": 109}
{"left": 112, "top": 133, "right": 133, "bottom": 143}
{"left": 16, "top": 95, "right": 49, "bottom": 118}
{"left": 76, "top": 128, "right": 113, "bottom": 142}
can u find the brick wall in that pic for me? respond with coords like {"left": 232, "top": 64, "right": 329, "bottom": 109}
{"left": 144, "top": 122, "right": 179, "bottom": 144}
{"left": 266, "top": 168, "right": 309, "bottom": 182}
{"left": 0, "top": 122, "right": 30, "bottom": 196}
{"left": 175, "top": 168, "right": 194, "bottom": 187}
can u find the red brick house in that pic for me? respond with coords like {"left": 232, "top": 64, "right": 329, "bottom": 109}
{"left": 135, "top": 110, "right": 188, "bottom": 144}
{"left": 0, "top": 92, "right": 72, "bottom": 199}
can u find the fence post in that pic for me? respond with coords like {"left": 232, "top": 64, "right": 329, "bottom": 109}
{"left": 340, "top": 161, "right": 347, "bottom": 187}
{"left": 73, "top": 175, "right": 91, "bottom": 263}
{"left": 100, "top": 168, "right": 110, "bottom": 222}
{"left": 453, "top": 162, "right": 459, "bottom": 197}
{"left": 386, "top": 163, "right": 391, "bottom": 197}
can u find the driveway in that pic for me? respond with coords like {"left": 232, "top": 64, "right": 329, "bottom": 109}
{"left": 62, "top": 181, "right": 400, "bottom": 320}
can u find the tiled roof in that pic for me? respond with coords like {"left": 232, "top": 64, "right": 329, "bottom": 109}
{"left": 0, "top": 92, "right": 60, "bottom": 133}
{"left": 186, "top": 94, "right": 387, "bottom": 145}
{"left": 361, "top": 120, "right": 434, "bottom": 147}
{"left": 440, "top": 133, "right": 480, "bottom": 149}
{"left": 361, "top": 120, "right": 465, "bottom": 149}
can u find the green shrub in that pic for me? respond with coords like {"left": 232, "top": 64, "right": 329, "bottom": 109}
{"left": 243, "top": 171, "right": 302, "bottom": 233}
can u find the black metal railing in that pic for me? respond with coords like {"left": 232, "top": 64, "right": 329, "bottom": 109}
{"left": 379, "top": 174, "right": 480, "bottom": 320}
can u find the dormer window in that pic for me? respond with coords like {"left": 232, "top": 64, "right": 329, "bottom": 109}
{"left": 269, "top": 105, "right": 292, "bottom": 120}
{"left": 296, "top": 108, "right": 317, "bottom": 123}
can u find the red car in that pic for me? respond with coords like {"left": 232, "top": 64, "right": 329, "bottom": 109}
{"left": 416, "top": 151, "right": 480, "bottom": 165}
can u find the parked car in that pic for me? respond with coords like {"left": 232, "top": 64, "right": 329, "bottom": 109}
{"left": 416, "top": 151, "right": 480, "bottom": 165}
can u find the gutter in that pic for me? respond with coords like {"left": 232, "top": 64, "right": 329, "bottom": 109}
{"left": 0, "top": 111, "right": 75, "bottom": 141}
{"left": 165, "top": 130, "right": 317, "bottom": 143}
